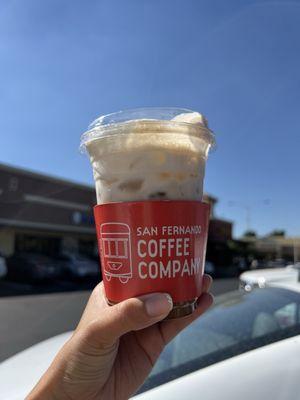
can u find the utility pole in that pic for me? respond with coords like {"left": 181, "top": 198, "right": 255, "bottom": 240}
{"left": 245, "top": 205, "right": 251, "bottom": 232}
{"left": 294, "top": 239, "right": 299, "bottom": 264}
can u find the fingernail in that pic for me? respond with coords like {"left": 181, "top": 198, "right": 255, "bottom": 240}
{"left": 203, "top": 274, "right": 213, "bottom": 293}
{"left": 144, "top": 293, "right": 173, "bottom": 317}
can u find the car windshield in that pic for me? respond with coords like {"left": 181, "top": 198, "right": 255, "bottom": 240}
{"left": 138, "top": 287, "right": 300, "bottom": 394}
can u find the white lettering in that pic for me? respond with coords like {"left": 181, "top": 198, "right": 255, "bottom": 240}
{"left": 191, "top": 258, "right": 201, "bottom": 274}
{"left": 138, "top": 258, "right": 202, "bottom": 279}
{"left": 176, "top": 238, "right": 183, "bottom": 256}
{"left": 173, "top": 260, "right": 181, "bottom": 275}
{"left": 137, "top": 238, "right": 193, "bottom": 258}
{"left": 138, "top": 261, "right": 147, "bottom": 279}
{"left": 167, "top": 238, "right": 175, "bottom": 257}
{"left": 160, "top": 225, "right": 202, "bottom": 235}
{"left": 149, "top": 261, "right": 158, "bottom": 279}
{"left": 137, "top": 240, "right": 146, "bottom": 258}
{"left": 183, "top": 238, "right": 190, "bottom": 256}
{"left": 160, "top": 260, "right": 172, "bottom": 277}
{"left": 181, "top": 259, "right": 191, "bottom": 276}
{"left": 137, "top": 226, "right": 159, "bottom": 236}
{"left": 159, "top": 239, "right": 167, "bottom": 257}
{"left": 148, "top": 239, "right": 158, "bottom": 257}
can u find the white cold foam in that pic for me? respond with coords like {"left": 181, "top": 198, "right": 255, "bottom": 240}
{"left": 172, "top": 111, "right": 208, "bottom": 127}
{"left": 86, "top": 113, "right": 210, "bottom": 204}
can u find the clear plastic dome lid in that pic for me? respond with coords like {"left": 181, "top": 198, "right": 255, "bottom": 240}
{"left": 80, "top": 107, "right": 215, "bottom": 152}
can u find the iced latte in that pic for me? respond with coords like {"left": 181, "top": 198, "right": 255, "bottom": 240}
{"left": 81, "top": 108, "right": 215, "bottom": 318}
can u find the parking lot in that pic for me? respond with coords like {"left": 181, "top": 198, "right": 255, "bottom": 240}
{"left": 0, "top": 277, "right": 238, "bottom": 362}
{"left": 0, "top": 277, "right": 98, "bottom": 297}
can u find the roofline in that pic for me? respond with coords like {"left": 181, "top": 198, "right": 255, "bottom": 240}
{"left": 203, "top": 193, "right": 218, "bottom": 202}
{"left": 0, "top": 217, "right": 95, "bottom": 235}
{"left": 240, "top": 236, "right": 300, "bottom": 242}
{"left": 210, "top": 217, "right": 234, "bottom": 225}
{"left": 0, "top": 162, "right": 94, "bottom": 192}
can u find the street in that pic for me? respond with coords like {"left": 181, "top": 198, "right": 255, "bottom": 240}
{"left": 0, "top": 278, "right": 238, "bottom": 362}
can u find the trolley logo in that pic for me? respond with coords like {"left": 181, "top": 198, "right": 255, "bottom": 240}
{"left": 100, "top": 222, "right": 202, "bottom": 283}
{"left": 100, "top": 223, "right": 132, "bottom": 284}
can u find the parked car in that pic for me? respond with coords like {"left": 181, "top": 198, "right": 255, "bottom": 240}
{"left": 6, "top": 252, "right": 61, "bottom": 283}
{"left": 0, "top": 252, "right": 7, "bottom": 279}
{"left": 55, "top": 253, "right": 100, "bottom": 280}
{"left": 233, "top": 256, "right": 248, "bottom": 271}
{"left": 266, "top": 258, "right": 290, "bottom": 268}
{"left": 239, "top": 263, "right": 300, "bottom": 292}
{"left": 2, "top": 284, "right": 300, "bottom": 399}
{"left": 204, "top": 261, "right": 215, "bottom": 275}
{"left": 249, "top": 259, "right": 267, "bottom": 270}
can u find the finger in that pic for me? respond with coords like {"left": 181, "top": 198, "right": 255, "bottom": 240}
{"left": 84, "top": 292, "right": 173, "bottom": 347}
{"left": 202, "top": 274, "right": 213, "bottom": 293}
{"left": 160, "top": 292, "right": 213, "bottom": 344}
{"left": 77, "top": 283, "right": 109, "bottom": 330}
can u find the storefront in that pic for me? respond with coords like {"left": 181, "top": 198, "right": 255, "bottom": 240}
{"left": 0, "top": 163, "right": 97, "bottom": 258}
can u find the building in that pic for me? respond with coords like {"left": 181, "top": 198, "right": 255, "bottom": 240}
{"left": 204, "top": 194, "right": 232, "bottom": 242}
{"left": 202, "top": 194, "right": 234, "bottom": 267}
{"left": 242, "top": 235, "right": 300, "bottom": 262}
{"left": 0, "top": 163, "right": 96, "bottom": 257}
{"left": 0, "top": 163, "right": 233, "bottom": 263}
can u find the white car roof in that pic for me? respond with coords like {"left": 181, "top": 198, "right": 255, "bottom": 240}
{"left": 0, "top": 331, "right": 72, "bottom": 400}
{"left": 240, "top": 268, "right": 300, "bottom": 293}
{"left": 1, "top": 331, "right": 300, "bottom": 400}
{"left": 134, "top": 335, "right": 300, "bottom": 400}
{"left": 240, "top": 267, "right": 295, "bottom": 281}
{"left": 268, "top": 281, "right": 300, "bottom": 293}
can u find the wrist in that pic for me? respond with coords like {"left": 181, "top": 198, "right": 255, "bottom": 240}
{"left": 26, "top": 359, "right": 70, "bottom": 400}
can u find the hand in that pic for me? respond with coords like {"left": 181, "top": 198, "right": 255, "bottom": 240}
{"left": 27, "top": 275, "right": 213, "bottom": 400}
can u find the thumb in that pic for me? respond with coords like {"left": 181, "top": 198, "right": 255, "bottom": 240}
{"left": 85, "top": 293, "right": 173, "bottom": 347}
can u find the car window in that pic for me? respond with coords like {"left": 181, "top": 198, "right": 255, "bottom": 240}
{"left": 138, "top": 288, "right": 300, "bottom": 394}
{"left": 274, "top": 303, "right": 298, "bottom": 329}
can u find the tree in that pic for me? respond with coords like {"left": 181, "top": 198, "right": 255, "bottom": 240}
{"left": 243, "top": 230, "right": 257, "bottom": 238}
{"left": 269, "top": 230, "right": 285, "bottom": 237}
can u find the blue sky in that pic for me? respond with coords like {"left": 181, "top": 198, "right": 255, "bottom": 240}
{"left": 0, "top": 0, "right": 299, "bottom": 237}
